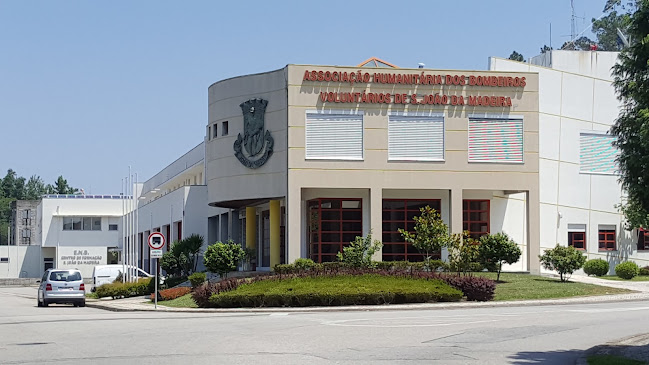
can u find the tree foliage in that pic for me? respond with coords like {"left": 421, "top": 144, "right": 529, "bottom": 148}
{"left": 611, "top": 1, "right": 649, "bottom": 227}
{"left": 447, "top": 232, "right": 480, "bottom": 276}
{"left": 561, "top": 36, "right": 597, "bottom": 50}
{"left": 592, "top": 0, "right": 637, "bottom": 51}
{"left": 336, "top": 232, "right": 382, "bottom": 269}
{"left": 540, "top": 45, "right": 553, "bottom": 53}
{"left": 508, "top": 51, "right": 525, "bottom": 62}
{"left": 203, "top": 240, "right": 246, "bottom": 278}
{"left": 539, "top": 244, "right": 586, "bottom": 282}
{"left": 161, "top": 235, "right": 205, "bottom": 277}
{"left": 477, "top": 233, "right": 522, "bottom": 281}
{"left": 399, "top": 206, "right": 454, "bottom": 268}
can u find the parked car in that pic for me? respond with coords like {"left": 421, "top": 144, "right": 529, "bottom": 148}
{"left": 91, "top": 265, "right": 157, "bottom": 290}
{"left": 37, "top": 269, "right": 86, "bottom": 307}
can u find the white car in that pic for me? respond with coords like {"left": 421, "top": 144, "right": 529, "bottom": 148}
{"left": 37, "top": 269, "right": 86, "bottom": 307}
{"left": 91, "top": 265, "right": 155, "bottom": 290}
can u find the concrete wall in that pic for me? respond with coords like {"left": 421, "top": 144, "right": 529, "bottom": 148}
{"left": 206, "top": 68, "right": 288, "bottom": 207}
{"left": 285, "top": 64, "right": 540, "bottom": 271}
{"left": 0, "top": 245, "right": 42, "bottom": 278}
{"left": 491, "top": 52, "right": 640, "bottom": 273}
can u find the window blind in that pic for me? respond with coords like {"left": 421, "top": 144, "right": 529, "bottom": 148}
{"left": 468, "top": 118, "right": 523, "bottom": 163}
{"left": 388, "top": 115, "right": 444, "bottom": 161}
{"left": 306, "top": 113, "right": 363, "bottom": 160}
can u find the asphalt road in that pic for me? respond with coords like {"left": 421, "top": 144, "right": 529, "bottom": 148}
{"left": 1, "top": 287, "right": 648, "bottom": 364}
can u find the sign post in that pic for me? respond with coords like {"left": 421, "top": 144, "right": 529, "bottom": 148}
{"left": 147, "top": 232, "right": 166, "bottom": 309}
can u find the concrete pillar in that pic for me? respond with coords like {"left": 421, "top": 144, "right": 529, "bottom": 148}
{"left": 245, "top": 207, "right": 256, "bottom": 251}
{"left": 287, "top": 188, "right": 302, "bottom": 263}
{"left": 269, "top": 200, "right": 281, "bottom": 269}
{"left": 527, "top": 189, "right": 541, "bottom": 274}
{"left": 370, "top": 187, "right": 383, "bottom": 261}
{"left": 450, "top": 188, "right": 463, "bottom": 234}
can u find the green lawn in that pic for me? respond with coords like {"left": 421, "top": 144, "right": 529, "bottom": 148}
{"left": 156, "top": 294, "right": 198, "bottom": 308}
{"left": 475, "top": 273, "right": 631, "bottom": 301}
{"left": 599, "top": 275, "right": 649, "bottom": 281}
{"left": 587, "top": 355, "right": 644, "bottom": 365}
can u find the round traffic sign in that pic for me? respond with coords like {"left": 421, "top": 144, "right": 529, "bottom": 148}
{"left": 148, "top": 232, "right": 166, "bottom": 250}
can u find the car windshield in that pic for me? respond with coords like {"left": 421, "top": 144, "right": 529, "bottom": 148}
{"left": 49, "top": 271, "right": 82, "bottom": 282}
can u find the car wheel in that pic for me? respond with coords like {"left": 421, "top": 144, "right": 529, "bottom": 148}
{"left": 37, "top": 298, "right": 43, "bottom": 307}
{"left": 79, "top": 301, "right": 85, "bottom": 307}
{"left": 42, "top": 299, "right": 49, "bottom": 307}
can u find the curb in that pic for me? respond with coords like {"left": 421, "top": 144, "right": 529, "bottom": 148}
{"left": 84, "top": 292, "right": 649, "bottom": 314}
{"left": 575, "top": 333, "right": 649, "bottom": 365}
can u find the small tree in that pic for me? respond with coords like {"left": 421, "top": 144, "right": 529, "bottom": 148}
{"left": 203, "top": 240, "right": 246, "bottom": 278}
{"left": 337, "top": 232, "right": 382, "bottom": 268}
{"left": 447, "top": 232, "right": 481, "bottom": 276}
{"left": 182, "top": 234, "right": 204, "bottom": 272}
{"left": 478, "top": 233, "right": 522, "bottom": 282}
{"left": 539, "top": 244, "right": 586, "bottom": 282}
{"left": 399, "top": 206, "right": 453, "bottom": 270}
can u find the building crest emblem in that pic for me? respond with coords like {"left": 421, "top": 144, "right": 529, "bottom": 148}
{"left": 233, "top": 98, "right": 274, "bottom": 169}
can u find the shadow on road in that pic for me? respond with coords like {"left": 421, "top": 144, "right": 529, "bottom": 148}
{"left": 507, "top": 349, "right": 583, "bottom": 364}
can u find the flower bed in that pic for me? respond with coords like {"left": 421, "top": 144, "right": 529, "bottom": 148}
{"left": 150, "top": 286, "right": 191, "bottom": 301}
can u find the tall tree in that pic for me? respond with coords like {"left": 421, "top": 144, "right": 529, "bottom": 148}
{"left": 508, "top": 51, "right": 525, "bottom": 62}
{"left": 1, "top": 169, "right": 17, "bottom": 198}
{"left": 540, "top": 45, "right": 553, "bottom": 53}
{"left": 611, "top": 0, "right": 649, "bottom": 227}
{"left": 54, "top": 175, "right": 77, "bottom": 194}
{"left": 592, "top": 0, "right": 637, "bottom": 51}
{"left": 561, "top": 36, "right": 597, "bottom": 50}
{"left": 24, "top": 175, "right": 46, "bottom": 200}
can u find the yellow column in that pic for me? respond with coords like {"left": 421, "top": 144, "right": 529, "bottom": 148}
{"left": 270, "top": 200, "right": 281, "bottom": 269}
{"left": 245, "top": 207, "right": 256, "bottom": 251}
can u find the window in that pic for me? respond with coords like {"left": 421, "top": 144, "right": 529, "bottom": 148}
{"left": 109, "top": 224, "right": 118, "bottom": 231}
{"left": 308, "top": 198, "right": 362, "bottom": 263}
{"left": 63, "top": 217, "right": 101, "bottom": 231}
{"left": 306, "top": 112, "right": 363, "bottom": 160}
{"left": 22, "top": 210, "right": 31, "bottom": 226}
{"left": 208, "top": 126, "right": 211, "bottom": 140}
{"left": 222, "top": 121, "right": 229, "bottom": 136}
{"left": 0, "top": 257, "right": 9, "bottom": 263}
{"left": 43, "top": 258, "right": 54, "bottom": 271}
{"left": 382, "top": 199, "right": 441, "bottom": 261}
{"left": 388, "top": 114, "right": 444, "bottom": 161}
{"left": 49, "top": 271, "right": 82, "bottom": 282}
{"left": 21, "top": 229, "right": 31, "bottom": 245}
{"left": 213, "top": 124, "right": 218, "bottom": 139}
{"left": 463, "top": 200, "right": 490, "bottom": 239}
{"left": 568, "top": 232, "right": 586, "bottom": 250}
{"left": 599, "top": 226, "right": 616, "bottom": 251}
{"left": 580, "top": 133, "right": 618, "bottom": 174}
{"left": 638, "top": 229, "right": 649, "bottom": 251}
{"left": 468, "top": 117, "right": 523, "bottom": 163}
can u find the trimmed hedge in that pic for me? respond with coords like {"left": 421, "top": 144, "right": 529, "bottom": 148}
{"left": 208, "top": 274, "right": 463, "bottom": 308}
{"left": 188, "top": 272, "right": 206, "bottom": 288}
{"left": 584, "top": 259, "right": 609, "bottom": 277}
{"left": 275, "top": 260, "right": 447, "bottom": 275}
{"left": 150, "top": 287, "right": 191, "bottom": 301}
{"left": 95, "top": 278, "right": 152, "bottom": 299}
{"left": 615, "top": 261, "right": 639, "bottom": 280}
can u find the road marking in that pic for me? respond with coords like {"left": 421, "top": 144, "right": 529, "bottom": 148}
{"left": 322, "top": 319, "right": 499, "bottom": 328}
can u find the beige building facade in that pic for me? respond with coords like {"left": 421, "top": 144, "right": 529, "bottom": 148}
{"left": 207, "top": 64, "right": 541, "bottom": 273}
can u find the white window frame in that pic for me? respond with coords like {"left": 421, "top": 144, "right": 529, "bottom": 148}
{"left": 388, "top": 112, "right": 445, "bottom": 162}
{"left": 305, "top": 110, "right": 364, "bottom": 161}
{"left": 467, "top": 114, "right": 524, "bottom": 164}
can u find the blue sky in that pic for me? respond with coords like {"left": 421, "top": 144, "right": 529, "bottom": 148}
{"left": 0, "top": 0, "right": 606, "bottom": 194}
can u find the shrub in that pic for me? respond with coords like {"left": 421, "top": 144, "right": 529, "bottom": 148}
{"left": 188, "top": 272, "right": 206, "bottom": 288}
{"left": 640, "top": 266, "right": 649, "bottom": 276}
{"left": 203, "top": 240, "right": 246, "bottom": 278}
{"left": 539, "top": 244, "right": 587, "bottom": 282}
{"left": 583, "top": 259, "right": 609, "bottom": 276}
{"left": 95, "top": 278, "right": 152, "bottom": 299}
{"left": 615, "top": 261, "right": 639, "bottom": 279}
{"left": 293, "top": 258, "right": 316, "bottom": 271}
{"left": 150, "top": 287, "right": 191, "bottom": 301}
{"left": 336, "top": 232, "right": 382, "bottom": 268}
{"left": 274, "top": 264, "right": 296, "bottom": 275}
{"left": 478, "top": 232, "right": 522, "bottom": 281}
{"left": 447, "top": 232, "right": 480, "bottom": 275}
{"left": 443, "top": 275, "right": 496, "bottom": 301}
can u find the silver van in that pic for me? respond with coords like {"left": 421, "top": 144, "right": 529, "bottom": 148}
{"left": 37, "top": 269, "right": 86, "bottom": 307}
